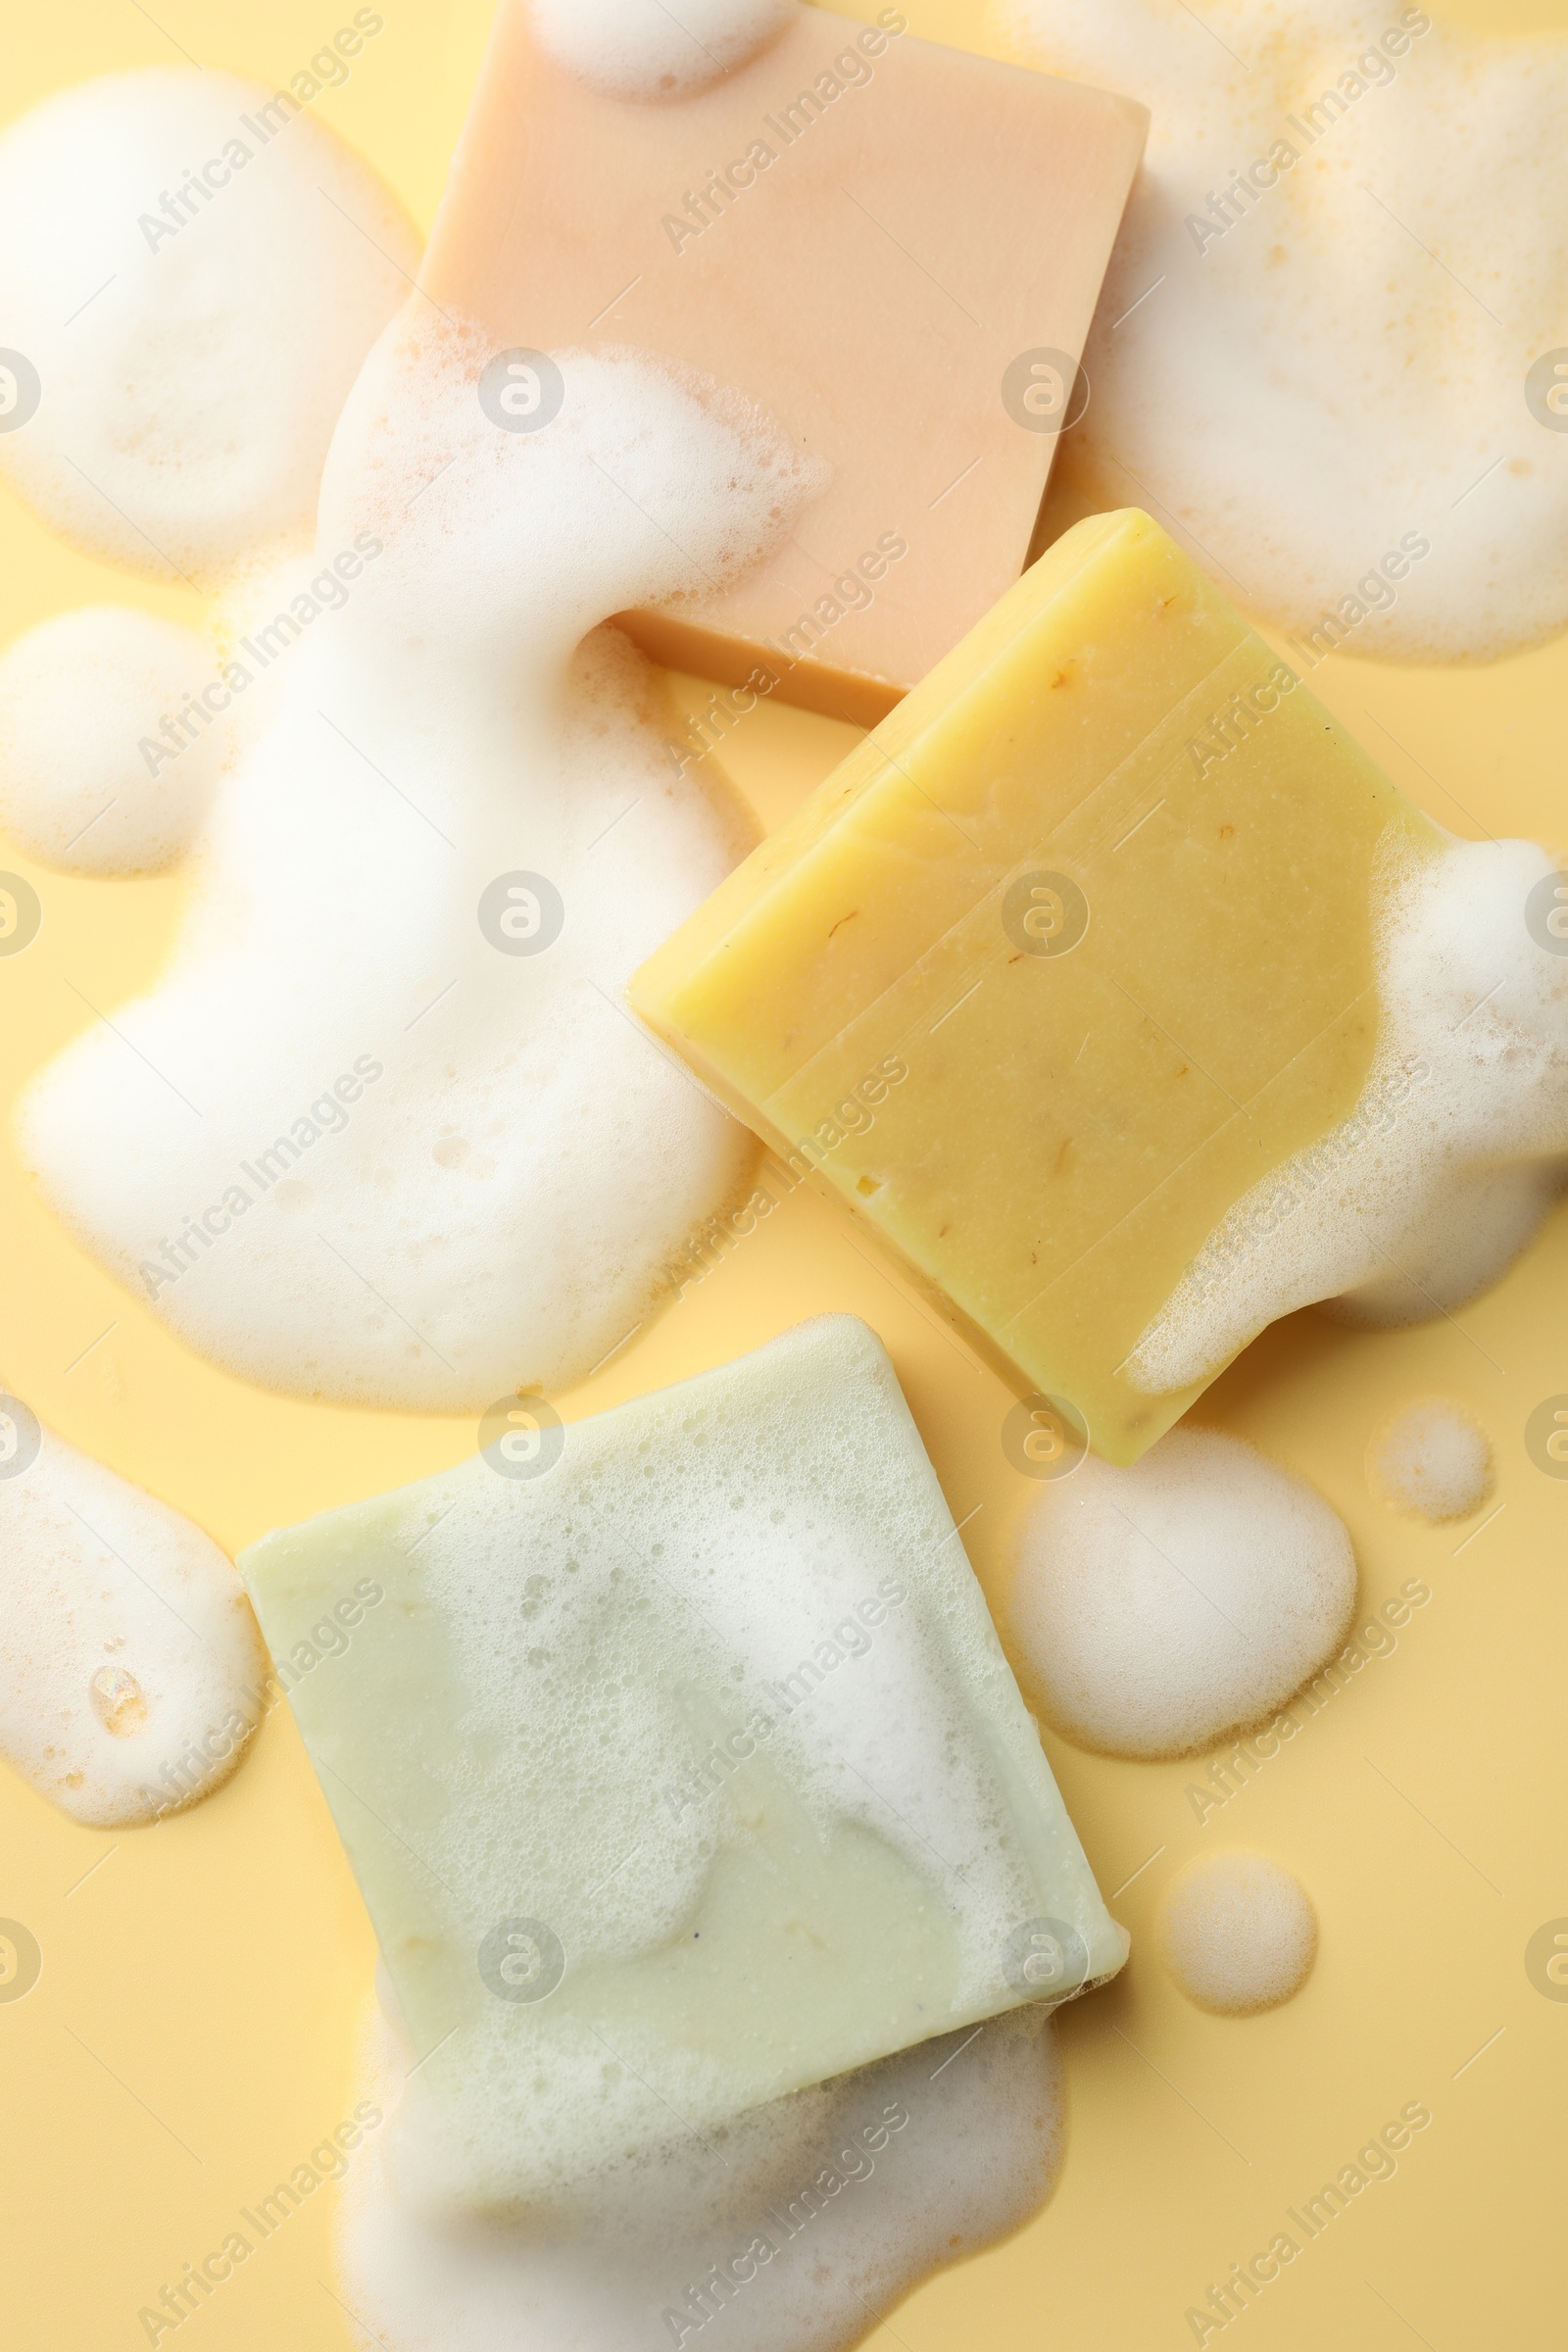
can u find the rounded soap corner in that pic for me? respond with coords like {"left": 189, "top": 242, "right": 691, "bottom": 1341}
{"left": 794, "top": 1307, "right": 892, "bottom": 1367}
{"left": 1066, "top": 1920, "right": 1133, "bottom": 2010}
{"left": 1109, "top": 88, "right": 1153, "bottom": 148}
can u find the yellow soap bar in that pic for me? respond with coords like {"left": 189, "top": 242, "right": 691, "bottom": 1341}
{"left": 630, "top": 510, "right": 1444, "bottom": 1463}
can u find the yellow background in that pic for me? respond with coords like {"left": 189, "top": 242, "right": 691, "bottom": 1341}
{"left": 2, "top": 2, "right": 1564, "bottom": 2346}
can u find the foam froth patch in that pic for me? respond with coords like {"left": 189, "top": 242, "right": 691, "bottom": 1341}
{"left": 993, "top": 0, "right": 1568, "bottom": 662}
{"left": 1366, "top": 1396, "right": 1494, "bottom": 1522}
{"left": 1318, "top": 1159, "right": 1568, "bottom": 1331}
{"left": 0, "top": 1402, "right": 267, "bottom": 1826}
{"left": 1006, "top": 1427, "right": 1356, "bottom": 1760}
{"left": 0, "top": 68, "right": 418, "bottom": 585}
{"left": 1156, "top": 1850, "right": 1317, "bottom": 2015}
{"left": 1132, "top": 836, "right": 1568, "bottom": 1393}
{"left": 0, "top": 609, "right": 231, "bottom": 873}
{"left": 528, "top": 0, "right": 793, "bottom": 98}
{"left": 340, "top": 1989, "right": 1065, "bottom": 2352}
{"left": 238, "top": 1316, "right": 1125, "bottom": 2210}
{"left": 21, "top": 318, "right": 820, "bottom": 1407}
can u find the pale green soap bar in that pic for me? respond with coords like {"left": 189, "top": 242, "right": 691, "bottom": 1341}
{"left": 238, "top": 1316, "right": 1125, "bottom": 2211}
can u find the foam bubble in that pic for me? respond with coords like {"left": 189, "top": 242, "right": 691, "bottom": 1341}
{"left": 340, "top": 1988, "right": 1064, "bottom": 2352}
{"left": 21, "top": 318, "right": 819, "bottom": 1407}
{"left": 1366, "top": 1396, "right": 1493, "bottom": 1523}
{"left": 1132, "top": 836, "right": 1568, "bottom": 1393}
{"left": 528, "top": 0, "right": 793, "bottom": 99}
{"left": 1005, "top": 1426, "right": 1356, "bottom": 1759}
{"left": 1155, "top": 1851, "right": 1316, "bottom": 2014}
{"left": 0, "top": 1405, "right": 267, "bottom": 1825}
{"left": 994, "top": 0, "right": 1568, "bottom": 662}
{"left": 0, "top": 608, "right": 231, "bottom": 872}
{"left": 0, "top": 69, "right": 418, "bottom": 585}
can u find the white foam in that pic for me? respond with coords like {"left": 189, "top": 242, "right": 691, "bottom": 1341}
{"left": 340, "top": 1987, "right": 1063, "bottom": 2352}
{"left": 1320, "top": 1159, "right": 1566, "bottom": 1329}
{"left": 528, "top": 0, "right": 793, "bottom": 100}
{"left": 994, "top": 0, "right": 1568, "bottom": 662}
{"left": 0, "top": 608, "right": 232, "bottom": 872}
{"left": 0, "top": 1404, "right": 267, "bottom": 1826}
{"left": 1155, "top": 1850, "right": 1316, "bottom": 2014}
{"left": 1366, "top": 1396, "right": 1493, "bottom": 1522}
{"left": 21, "top": 317, "right": 821, "bottom": 1407}
{"left": 1005, "top": 1426, "right": 1355, "bottom": 1759}
{"left": 1132, "top": 836, "right": 1568, "bottom": 1393}
{"left": 0, "top": 68, "right": 418, "bottom": 586}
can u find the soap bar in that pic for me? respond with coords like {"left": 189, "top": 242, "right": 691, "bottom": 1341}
{"left": 629, "top": 511, "right": 1445, "bottom": 1464}
{"left": 238, "top": 1317, "right": 1124, "bottom": 2210}
{"left": 420, "top": 1, "right": 1147, "bottom": 723}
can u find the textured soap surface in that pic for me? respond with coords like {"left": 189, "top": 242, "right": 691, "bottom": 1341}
{"left": 419, "top": 0, "right": 1146, "bottom": 719}
{"left": 238, "top": 1317, "right": 1123, "bottom": 2210}
{"left": 629, "top": 509, "right": 1446, "bottom": 1463}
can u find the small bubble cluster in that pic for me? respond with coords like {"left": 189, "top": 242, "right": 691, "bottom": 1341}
{"left": 0, "top": 1409, "right": 266, "bottom": 1824}
{"left": 1006, "top": 1426, "right": 1356, "bottom": 1759}
{"left": 527, "top": 0, "right": 792, "bottom": 99}
{"left": 1366, "top": 1396, "right": 1494, "bottom": 1523}
{"left": 1156, "top": 1851, "right": 1317, "bottom": 2015}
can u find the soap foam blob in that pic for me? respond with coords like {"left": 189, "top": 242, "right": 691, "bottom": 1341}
{"left": 341, "top": 1989, "right": 1065, "bottom": 2352}
{"left": 21, "top": 315, "right": 821, "bottom": 1406}
{"left": 0, "top": 1410, "right": 267, "bottom": 1826}
{"left": 1366, "top": 1396, "right": 1493, "bottom": 1523}
{"left": 1007, "top": 1427, "right": 1355, "bottom": 1760}
{"left": 0, "top": 69, "right": 418, "bottom": 585}
{"left": 1321, "top": 1159, "right": 1566, "bottom": 1329}
{"left": 528, "top": 0, "right": 793, "bottom": 99}
{"left": 994, "top": 0, "right": 1568, "bottom": 662}
{"left": 1132, "top": 836, "right": 1568, "bottom": 1393}
{"left": 1155, "top": 1851, "right": 1317, "bottom": 2015}
{"left": 0, "top": 609, "right": 229, "bottom": 872}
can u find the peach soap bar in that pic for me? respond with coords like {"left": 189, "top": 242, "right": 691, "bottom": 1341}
{"left": 237, "top": 1319, "right": 1125, "bottom": 2209}
{"left": 419, "top": 2, "right": 1147, "bottom": 722}
{"left": 630, "top": 510, "right": 1443, "bottom": 1463}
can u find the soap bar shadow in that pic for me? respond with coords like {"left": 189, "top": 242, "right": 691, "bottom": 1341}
{"left": 1194, "top": 1304, "right": 1380, "bottom": 1431}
